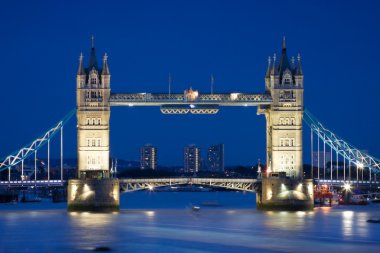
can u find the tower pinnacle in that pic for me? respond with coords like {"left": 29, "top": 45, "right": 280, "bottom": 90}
{"left": 265, "top": 56, "right": 271, "bottom": 78}
{"left": 272, "top": 53, "right": 278, "bottom": 75}
{"left": 282, "top": 36, "right": 286, "bottom": 50}
{"left": 296, "top": 53, "right": 303, "bottom": 75}
{"left": 77, "top": 52, "right": 85, "bottom": 75}
{"left": 102, "top": 53, "right": 110, "bottom": 75}
{"left": 91, "top": 34, "right": 95, "bottom": 49}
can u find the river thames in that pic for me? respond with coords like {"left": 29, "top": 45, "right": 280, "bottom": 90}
{"left": 1, "top": 191, "right": 380, "bottom": 252}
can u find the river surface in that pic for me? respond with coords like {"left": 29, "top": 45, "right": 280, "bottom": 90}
{"left": 1, "top": 191, "right": 380, "bottom": 253}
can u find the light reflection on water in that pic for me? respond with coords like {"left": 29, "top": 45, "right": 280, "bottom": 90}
{"left": 0, "top": 191, "right": 380, "bottom": 253}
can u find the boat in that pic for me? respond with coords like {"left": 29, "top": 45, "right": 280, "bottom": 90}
{"left": 367, "top": 219, "right": 380, "bottom": 223}
{"left": 192, "top": 206, "right": 201, "bottom": 211}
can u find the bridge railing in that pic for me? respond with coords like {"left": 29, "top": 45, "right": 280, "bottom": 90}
{"left": 110, "top": 93, "right": 272, "bottom": 104}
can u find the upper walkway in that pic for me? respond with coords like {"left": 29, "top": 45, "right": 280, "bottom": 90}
{"left": 110, "top": 92, "right": 272, "bottom": 107}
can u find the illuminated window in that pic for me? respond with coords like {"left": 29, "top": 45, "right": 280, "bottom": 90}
{"left": 91, "top": 76, "right": 97, "bottom": 85}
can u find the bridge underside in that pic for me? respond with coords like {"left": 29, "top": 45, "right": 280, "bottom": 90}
{"left": 119, "top": 178, "right": 259, "bottom": 192}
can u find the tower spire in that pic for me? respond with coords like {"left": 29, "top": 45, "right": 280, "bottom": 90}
{"left": 296, "top": 53, "right": 303, "bottom": 75}
{"left": 77, "top": 52, "right": 85, "bottom": 75}
{"left": 278, "top": 36, "right": 290, "bottom": 75}
{"left": 88, "top": 35, "right": 98, "bottom": 70}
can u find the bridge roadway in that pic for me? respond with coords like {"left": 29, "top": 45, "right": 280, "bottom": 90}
{"left": 109, "top": 93, "right": 273, "bottom": 107}
{"left": 0, "top": 180, "right": 66, "bottom": 187}
{"left": 1, "top": 178, "right": 378, "bottom": 189}
{"left": 315, "top": 179, "right": 380, "bottom": 187}
{"left": 0, "top": 178, "right": 259, "bottom": 191}
{"left": 119, "top": 178, "right": 259, "bottom": 192}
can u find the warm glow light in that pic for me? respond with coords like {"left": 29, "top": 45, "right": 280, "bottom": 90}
{"left": 144, "top": 211, "right": 155, "bottom": 217}
{"left": 343, "top": 183, "right": 351, "bottom": 191}
{"left": 148, "top": 185, "right": 154, "bottom": 191}
{"left": 357, "top": 162, "right": 364, "bottom": 169}
{"left": 71, "top": 184, "right": 78, "bottom": 200}
{"left": 230, "top": 93, "right": 240, "bottom": 100}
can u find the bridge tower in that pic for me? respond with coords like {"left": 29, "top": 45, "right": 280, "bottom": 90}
{"left": 257, "top": 38, "right": 313, "bottom": 210}
{"left": 68, "top": 37, "right": 119, "bottom": 212}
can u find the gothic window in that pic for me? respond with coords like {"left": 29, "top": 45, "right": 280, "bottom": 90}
{"left": 92, "top": 139, "right": 95, "bottom": 146}
{"left": 97, "top": 139, "right": 101, "bottom": 147}
{"left": 86, "top": 92, "right": 90, "bottom": 98}
{"left": 291, "top": 118, "right": 295, "bottom": 125}
{"left": 91, "top": 76, "right": 97, "bottom": 85}
{"left": 87, "top": 139, "right": 90, "bottom": 146}
{"left": 282, "top": 70, "right": 292, "bottom": 85}
{"left": 279, "top": 118, "right": 283, "bottom": 125}
{"left": 283, "top": 91, "right": 292, "bottom": 99}
{"left": 97, "top": 118, "right": 101, "bottom": 125}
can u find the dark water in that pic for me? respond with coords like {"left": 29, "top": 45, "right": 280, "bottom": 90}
{"left": 1, "top": 191, "right": 380, "bottom": 253}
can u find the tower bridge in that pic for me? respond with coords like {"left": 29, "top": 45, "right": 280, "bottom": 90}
{"left": 1, "top": 37, "right": 380, "bottom": 211}
{"left": 72, "top": 37, "right": 311, "bottom": 211}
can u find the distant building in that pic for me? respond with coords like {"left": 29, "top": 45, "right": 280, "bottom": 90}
{"left": 140, "top": 144, "right": 157, "bottom": 170}
{"left": 184, "top": 145, "right": 201, "bottom": 173}
{"left": 207, "top": 144, "right": 224, "bottom": 172}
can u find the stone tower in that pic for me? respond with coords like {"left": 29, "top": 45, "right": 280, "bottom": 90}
{"left": 257, "top": 38, "right": 313, "bottom": 210}
{"left": 76, "top": 37, "right": 111, "bottom": 179}
{"left": 68, "top": 38, "right": 119, "bottom": 212}
{"left": 262, "top": 37, "right": 304, "bottom": 178}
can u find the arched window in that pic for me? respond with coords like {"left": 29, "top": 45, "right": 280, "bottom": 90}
{"left": 282, "top": 70, "right": 292, "bottom": 85}
{"left": 91, "top": 76, "right": 97, "bottom": 85}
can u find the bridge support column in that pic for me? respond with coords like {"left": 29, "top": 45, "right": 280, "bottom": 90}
{"left": 256, "top": 173, "right": 313, "bottom": 211}
{"left": 68, "top": 178, "right": 119, "bottom": 212}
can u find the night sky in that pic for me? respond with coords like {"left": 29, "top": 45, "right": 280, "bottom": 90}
{"left": 0, "top": 0, "right": 379, "bottom": 166}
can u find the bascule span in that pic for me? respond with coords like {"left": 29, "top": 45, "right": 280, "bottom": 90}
{"left": 119, "top": 178, "right": 259, "bottom": 192}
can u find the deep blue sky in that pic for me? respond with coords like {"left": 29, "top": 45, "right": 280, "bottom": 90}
{"left": 0, "top": 0, "right": 379, "bottom": 166}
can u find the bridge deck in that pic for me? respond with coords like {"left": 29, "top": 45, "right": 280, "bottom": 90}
{"left": 119, "top": 178, "right": 258, "bottom": 192}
